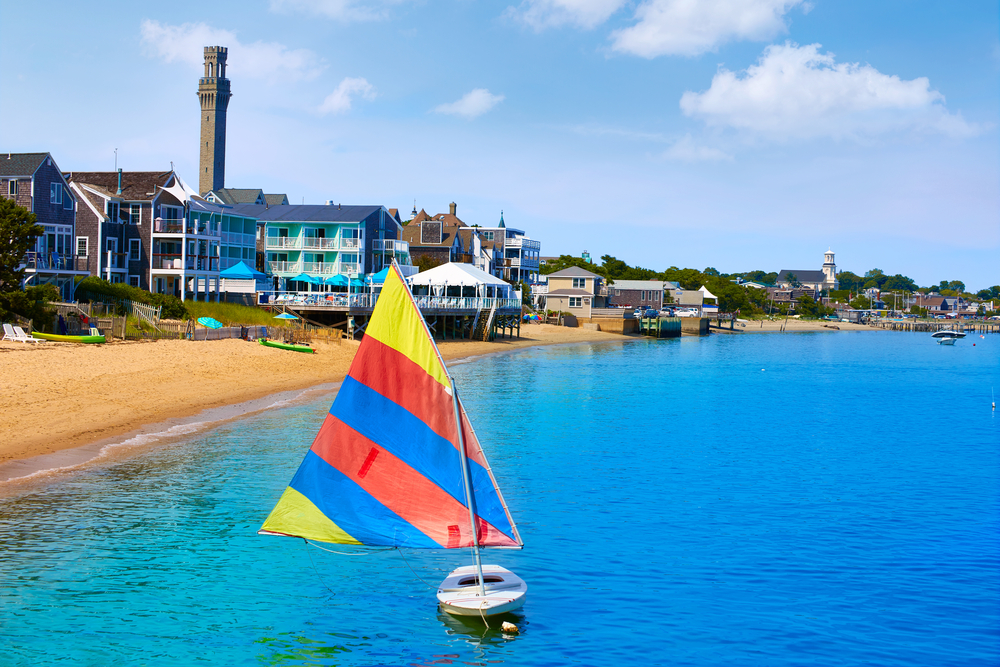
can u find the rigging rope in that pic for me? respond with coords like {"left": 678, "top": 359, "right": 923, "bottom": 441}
{"left": 396, "top": 548, "right": 436, "bottom": 590}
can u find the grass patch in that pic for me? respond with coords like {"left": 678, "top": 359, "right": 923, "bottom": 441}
{"left": 185, "top": 302, "right": 294, "bottom": 327}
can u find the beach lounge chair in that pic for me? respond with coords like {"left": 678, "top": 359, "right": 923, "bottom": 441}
{"left": 13, "top": 326, "right": 43, "bottom": 343}
{"left": 2, "top": 323, "right": 16, "bottom": 341}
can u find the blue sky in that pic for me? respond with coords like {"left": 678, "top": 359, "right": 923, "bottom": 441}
{"left": 2, "top": 0, "right": 997, "bottom": 288}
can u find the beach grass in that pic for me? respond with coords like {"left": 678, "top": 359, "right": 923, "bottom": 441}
{"left": 185, "top": 302, "right": 295, "bottom": 327}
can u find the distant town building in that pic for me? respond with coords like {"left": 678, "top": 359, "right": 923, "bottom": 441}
{"left": 543, "top": 266, "right": 606, "bottom": 319}
{"left": 1, "top": 152, "right": 87, "bottom": 300}
{"left": 776, "top": 249, "right": 839, "bottom": 291}
{"left": 607, "top": 280, "right": 667, "bottom": 309}
{"left": 471, "top": 211, "right": 541, "bottom": 284}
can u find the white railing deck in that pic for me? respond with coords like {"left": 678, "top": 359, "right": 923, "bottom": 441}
{"left": 259, "top": 292, "right": 522, "bottom": 311}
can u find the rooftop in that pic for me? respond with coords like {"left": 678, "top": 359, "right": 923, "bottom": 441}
{"left": 0, "top": 152, "right": 50, "bottom": 177}
{"left": 232, "top": 203, "right": 382, "bottom": 223}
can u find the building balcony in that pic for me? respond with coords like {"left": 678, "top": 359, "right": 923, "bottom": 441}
{"left": 506, "top": 237, "right": 541, "bottom": 251}
{"left": 340, "top": 262, "right": 360, "bottom": 276}
{"left": 152, "top": 253, "right": 219, "bottom": 272}
{"left": 301, "top": 262, "right": 338, "bottom": 275}
{"left": 268, "top": 261, "right": 302, "bottom": 275}
{"left": 21, "top": 252, "right": 89, "bottom": 273}
{"left": 339, "top": 237, "right": 361, "bottom": 250}
{"left": 266, "top": 237, "right": 302, "bottom": 250}
{"left": 303, "top": 237, "right": 339, "bottom": 250}
{"left": 373, "top": 239, "right": 409, "bottom": 254}
{"left": 153, "top": 218, "right": 220, "bottom": 237}
{"left": 222, "top": 232, "right": 256, "bottom": 246}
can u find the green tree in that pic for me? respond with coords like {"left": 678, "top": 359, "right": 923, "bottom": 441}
{"left": 850, "top": 294, "right": 872, "bottom": 310}
{"left": 0, "top": 197, "right": 44, "bottom": 292}
{"left": 882, "top": 274, "right": 917, "bottom": 291}
{"left": 837, "top": 271, "right": 863, "bottom": 292}
{"left": 540, "top": 254, "right": 607, "bottom": 277}
{"left": 0, "top": 283, "right": 59, "bottom": 330}
{"left": 786, "top": 272, "right": 800, "bottom": 287}
{"left": 414, "top": 254, "right": 444, "bottom": 273}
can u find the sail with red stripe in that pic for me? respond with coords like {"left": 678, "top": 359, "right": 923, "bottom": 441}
{"left": 259, "top": 263, "right": 522, "bottom": 549}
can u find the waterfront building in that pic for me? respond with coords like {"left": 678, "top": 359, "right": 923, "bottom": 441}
{"left": 403, "top": 205, "right": 475, "bottom": 268}
{"left": 1, "top": 152, "right": 88, "bottom": 300}
{"left": 471, "top": 211, "right": 541, "bottom": 284}
{"left": 237, "top": 203, "right": 409, "bottom": 288}
{"left": 607, "top": 280, "right": 667, "bottom": 309}
{"left": 70, "top": 170, "right": 255, "bottom": 300}
{"left": 776, "top": 249, "right": 839, "bottom": 291}
{"left": 542, "top": 266, "right": 606, "bottom": 319}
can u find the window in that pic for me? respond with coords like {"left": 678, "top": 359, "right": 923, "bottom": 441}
{"left": 128, "top": 275, "right": 140, "bottom": 287}
{"left": 7, "top": 180, "right": 17, "bottom": 196}
{"left": 76, "top": 237, "right": 88, "bottom": 257}
{"left": 130, "top": 204, "right": 141, "bottom": 224}
{"left": 569, "top": 297, "right": 582, "bottom": 308}
{"left": 107, "top": 201, "right": 120, "bottom": 222}
{"left": 572, "top": 278, "right": 585, "bottom": 289}
{"left": 129, "top": 239, "right": 141, "bottom": 261}
{"left": 50, "top": 183, "right": 62, "bottom": 205}
{"left": 483, "top": 231, "right": 494, "bottom": 241}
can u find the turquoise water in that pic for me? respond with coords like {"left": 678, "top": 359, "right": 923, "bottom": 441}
{"left": 2, "top": 332, "right": 998, "bottom": 666}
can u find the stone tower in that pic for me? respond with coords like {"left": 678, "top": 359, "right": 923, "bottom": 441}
{"left": 198, "top": 46, "right": 231, "bottom": 195}
{"left": 822, "top": 249, "right": 838, "bottom": 288}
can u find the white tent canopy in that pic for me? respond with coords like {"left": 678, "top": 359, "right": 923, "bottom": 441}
{"left": 408, "top": 262, "right": 510, "bottom": 287}
{"left": 699, "top": 285, "right": 718, "bottom": 300}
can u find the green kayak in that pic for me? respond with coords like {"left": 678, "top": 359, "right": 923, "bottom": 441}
{"left": 258, "top": 338, "right": 315, "bottom": 354}
{"left": 32, "top": 332, "right": 106, "bottom": 344}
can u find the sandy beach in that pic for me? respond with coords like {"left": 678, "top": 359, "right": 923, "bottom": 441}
{"left": 727, "top": 319, "right": 871, "bottom": 333}
{"left": 0, "top": 324, "right": 626, "bottom": 476}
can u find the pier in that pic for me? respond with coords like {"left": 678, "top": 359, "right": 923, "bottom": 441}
{"left": 871, "top": 319, "right": 1000, "bottom": 334}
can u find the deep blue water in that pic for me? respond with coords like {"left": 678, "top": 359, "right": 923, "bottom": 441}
{"left": 1, "top": 331, "right": 998, "bottom": 666}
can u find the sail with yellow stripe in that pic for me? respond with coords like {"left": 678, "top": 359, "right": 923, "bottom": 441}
{"left": 259, "top": 263, "right": 522, "bottom": 550}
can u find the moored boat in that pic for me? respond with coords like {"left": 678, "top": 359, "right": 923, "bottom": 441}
{"left": 258, "top": 338, "right": 315, "bottom": 353}
{"left": 932, "top": 330, "right": 965, "bottom": 345}
{"left": 31, "top": 332, "right": 106, "bottom": 344}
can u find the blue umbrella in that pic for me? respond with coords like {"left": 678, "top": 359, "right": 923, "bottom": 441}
{"left": 325, "top": 274, "right": 349, "bottom": 286}
{"left": 367, "top": 268, "right": 390, "bottom": 284}
{"left": 274, "top": 313, "right": 298, "bottom": 320}
{"left": 289, "top": 273, "right": 314, "bottom": 283}
{"left": 349, "top": 277, "right": 364, "bottom": 287}
{"left": 197, "top": 317, "right": 223, "bottom": 329}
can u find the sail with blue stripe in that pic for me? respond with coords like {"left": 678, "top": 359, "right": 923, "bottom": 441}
{"left": 259, "top": 264, "right": 522, "bottom": 550}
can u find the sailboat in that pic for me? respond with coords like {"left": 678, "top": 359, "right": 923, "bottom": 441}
{"left": 259, "top": 262, "right": 526, "bottom": 618}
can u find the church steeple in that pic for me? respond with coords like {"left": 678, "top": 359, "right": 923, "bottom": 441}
{"left": 498, "top": 210, "right": 505, "bottom": 228}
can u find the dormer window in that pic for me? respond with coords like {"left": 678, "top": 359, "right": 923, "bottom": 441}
{"left": 7, "top": 180, "right": 16, "bottom": 196}
{"left": 106, "top": 201, "right": 120, "bottom": 222}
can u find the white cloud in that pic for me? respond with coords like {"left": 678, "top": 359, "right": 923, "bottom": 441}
{"left": 433, "top": 89, "right": 505, "bottom": 119}
{"left": 611, "top": 0, "right": 803, "bottom": 58}
{"left": 320, "top": 77, "right": 376, "bottom": 114}
{"left": 504, "top": 0, "right": 628, "bottom": 30}
{"left": 139, "top": 20, "right": 324, "bottom": 82}
{"left": 269, "top": 0, "right": 410, "bottom": 21}
{"left": 680, "top": 43, "right": 981, "bottom": 140}
{"left": 664, "top": 134, "right": 733, "bottom": 161}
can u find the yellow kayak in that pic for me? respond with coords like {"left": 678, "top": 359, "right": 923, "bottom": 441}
{"left": 32, "top": 332, "right": 106, "bottom": 344}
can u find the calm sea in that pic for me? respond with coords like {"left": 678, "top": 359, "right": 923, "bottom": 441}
{"left": 2, "top": 332, "right": 998, "bottom": 666}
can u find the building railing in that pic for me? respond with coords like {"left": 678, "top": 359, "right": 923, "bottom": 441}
{"left": 268, "top": 261, "right": 301, "bottom": 274}
{"left": 303, "top": 237, "right": 338, "bottom": 250}
{"left": 340, "top": 237, "right": 361, "bottom": 250}
{"left": 21, "top": 252, "right": 89, "bottom": 272}
{"left": 153, "top": 218, "right": 220, "bottom": 236}
{"left": 106, "top": 252, "right": 127, "bottom": 270}
{"left": 258, "top": 292, "right": 522, "bottom": 311}
{"left": 301, "top": 262, "right": 338, "bottom": 275}
{"left": 266, "top": 237, "right": 301, "bottom": 250}
{"left": 151, "top": 253, "right": 218, "bottom": 272}
{"left": 373, "top": 239, "right": 409, "bottom": 253}
{"left": 340, "top": 262, "right": 360, "bottom": 275}
{"left": 506, "top": 237, "right": 541, "bottom": 250}
{"left": 223, "top": 232, "right": 256, "bottom": 246}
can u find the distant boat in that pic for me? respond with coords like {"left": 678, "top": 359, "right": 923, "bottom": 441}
{"left": 258, "top": 262, "right": 525, "bottom": 618}
{"left": 932, "top": 330, "right": 966, "bottom": 345}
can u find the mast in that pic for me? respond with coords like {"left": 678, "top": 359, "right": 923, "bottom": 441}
{"left": 451, "top": 382, "right": 487, "bottom": 599}
{"left": 391, "top": 259, "right": 487, "bottom": 597}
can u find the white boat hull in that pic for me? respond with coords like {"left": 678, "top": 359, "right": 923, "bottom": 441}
{"left": 937, "top": 337, "right": 956, "bottom": 345}
{"left": 437, "top": 564, "right": 527, "bottom": 617}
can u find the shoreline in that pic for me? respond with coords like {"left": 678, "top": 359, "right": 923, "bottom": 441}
{"left": 0, "top": 324, "right": 630, "bottom": 488}
{"left": 0, "top": 320, "right": 886, "bottom": 489}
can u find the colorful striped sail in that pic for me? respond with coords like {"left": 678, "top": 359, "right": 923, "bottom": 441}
{"left": 259, "top": 264, "right": 522, "bottom": 550}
